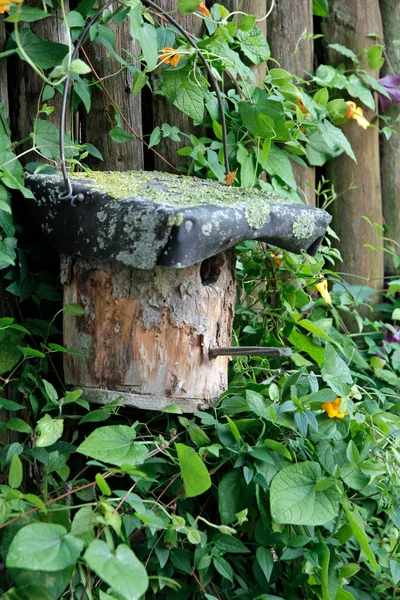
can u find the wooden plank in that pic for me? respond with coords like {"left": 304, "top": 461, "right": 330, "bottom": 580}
{"left": 62, "top": 252, "right": 236, "bottom": 412}
{"left": 151, "top": 0, "right": 205, "bottom": 170}
{"left": 221, "top": 0, "right": 267, "bottom": 85}
{"left": 83, "top": 5, "right": 144, "bottom": 170}
{"left": 379, "top": 0, "right": 400, "bottom": 275}
{"left": 0, "top": 19, "right": 8, "bottom": 119}
{"left": 9, "top": 7, "right": 70, "bottom": 163}
{"left": 268, "top": 0, "right": 315, "bottom": 205}
{"left": 322, "top": 0, "right": 384, "bottom": 292}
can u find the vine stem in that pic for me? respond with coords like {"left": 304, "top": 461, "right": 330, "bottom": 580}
{"left": 141, "top": 0, "right": 230, "bottom": 176}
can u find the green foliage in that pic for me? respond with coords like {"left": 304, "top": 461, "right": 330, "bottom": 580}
{"left": 0, "top": 1, "right": 400, "bottom": 599}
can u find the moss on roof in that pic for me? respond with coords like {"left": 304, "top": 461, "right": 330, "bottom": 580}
{"left": 70, "top": 170, "right": 286, "bottom": 211}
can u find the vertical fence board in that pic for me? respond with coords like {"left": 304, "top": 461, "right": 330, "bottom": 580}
{"left": 151, "top": 0, "right": 204, "bottom": 170}
{"left": 268, "top": 0, "right": 315, "bottom": 205}
{"left": 379, "top": 0, "right": 400, "bottom": 275}
{"left": 83, "top": 8, "right": 144, "bottom": 171}
{"left": 9, "top": 11, "right": 70, "bottom": 163}
{"left": 0, "top": 20, "right": 8, "bottom": 118}
{"left": 322, "top": 0, "right": 384, "bottom": 292}
{"left": 220, "top": 1, "right": 267, "bottom": 85}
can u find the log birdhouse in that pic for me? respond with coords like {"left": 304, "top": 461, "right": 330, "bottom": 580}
{"left": 21, "top": 171, "right": 331, "bottom": 412}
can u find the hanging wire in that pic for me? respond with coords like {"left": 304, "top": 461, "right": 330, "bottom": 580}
{"left": 59, "top": 0, "right": 231, "bottom": 203}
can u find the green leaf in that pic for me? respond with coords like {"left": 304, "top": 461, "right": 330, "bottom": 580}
{"left": 130, "top": 18, "right": 158, "bottom": 71}
{"left": 64, "top": 303, "right": 85, "bottom": 316}
{"left": 213, "top": 533, "right": 250, "bottom": 554}
{"left": 6, "top": 523, "right": 84, "bottom": 571}
{"left": 218, "top": 470, "right": 244, "bottom": 524}
{"left": 367, "top": 45, "right": 384, "bottom": 71}
{"left": 36, "top": 414, "right": 63, "bottom": 447}
{"left": 239, "top": 89, "right": 290, "bottom": 141}
{"left": 42, "top": 379, "right": 58, "bottom": 403}
{"left": 178, "top": 0, "right": 199, "bottom": 13}
{"left": 8, "top": 453, "right": 23, "bottom": 488}
{"left": 96, "top": 473, "right": 112, "bottom": 496}
{"left": 321, "top": 345, "right": 353, "bottom": 397}
{"left": 16, "top": 28, "right": 69, "bottom": 69}
{"left": 8, "top": 5, "right": 51, "bottom": 22}
{"left": 265, "top": 143, "right": 296, "bottom": 190}
{"left": 132, "top": 70, "right": 148, "bottom": 96}
{"left": 313, "top": 0, "right": 329, "bottom": 16}
{"left": 77, "top": 425, "right": 148, "bottom": 467}
{"left": 236, "top": 28, "right": 270, "bottom": 64}
{"left": 238, "top": 14, "right": 256, "bottom": 31}
{"left": 342, "top": 502, "right": 379, "bottom": 570}
{"left": 6, "top": 418, "right": 33, "bottom": 434}
{"left": 256, "top": 547, "right": 274, "bottom": 581}
{"left": 213, "top": 555, "right": 233, "bottom": 582}
{"left": 317, "top": 439, "right": 347, "bottom": 475}
{"left": 84, "top": 540, "right": 148, "bottom": 600}
{"left": 270, "top": 462, "right": 341, "bottom": 525}
{"left": 328, "top": 43, "right": 360, "bottom": 64}
{"left": 70, "top": 58, "right": 91, "bottom": 75}
{"left": 109, "top": 127, "right": 136, "bottom": 144}
{"left": 346, "top": 75, "right": 375, "bottom": 110}
{"left": 162, "top": 68, "right": 207, "bottom": 122}
{"left": 33, "top": 120, "right": 79, "bottom": 161}
{"left": 176, "top": 443, "right": 211, "bottom": 497}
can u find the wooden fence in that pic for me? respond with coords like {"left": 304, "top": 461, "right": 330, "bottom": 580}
{"left": 1, "top": 0, "right": 399, "bottom": 290}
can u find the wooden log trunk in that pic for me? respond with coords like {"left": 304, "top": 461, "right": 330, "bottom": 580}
{"left": 83, "top": 5, "right": 144, "bottom": 171}
{"left": 322, "top": 0, "right": 384, "bottom": 292}
{"left": 62, "top": 252, "right": 236, "bottom": 412}
{"left": 221, "top": 0, "right": 267, "bottom": 85}
{"left": 9, "top": 7, "right": 70, "bottom": 163}
{"left": 151, "top": 0, "right": 205, "bottom": 171}
{"left": 268, "top": 0, "right": 315, "bottom": 205}
{"left": 379, "top": 0, "right": 400, "bottom": 275}
{"left": 0, "top": 20, "right": 8, "bottom": 118}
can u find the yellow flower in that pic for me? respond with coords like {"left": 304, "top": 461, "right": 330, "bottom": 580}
{"left": 159, "top": 47, "right": 181, "bottom": 67}
{"left": 296, "top": 98, "right": 307, "bottom": 115}
{"left": 198, "top": 2, "right": 210, "bottom": 17}
{"left": 321, "top": 397, "right": 347, "bottom": 419}
{"left": 345, "top": 101, "right": 370, "bottom": 130}
{"left": 316, "top": 276, "right": 331, "bottom": 304}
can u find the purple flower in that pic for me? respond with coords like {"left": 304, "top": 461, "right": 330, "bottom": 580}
{"left": 377, "top": 74, "right": 400, "bottom": 111}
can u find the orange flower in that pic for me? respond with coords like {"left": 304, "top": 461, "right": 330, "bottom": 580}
{"left": 270, "top": 250, "right": 282, "bottom": 268}
{"left": 224, "top": 171, "right": 237, "bottom": 186}
{"left": 321, "top": 397, "right": 347, "bottom": 419}
{"left": 345, "top": 101, "right": 370, "bottom": 130}
{"left": 296, "top": 98, "right": 307, "bottom": 115}
{"left": 0, "top": 0, "right": 22, "bottom": 12}
{"left": 198, "top": 2, "right": 210, "bottom": 17}
{"left": 159, "top": 47, "right": 181, "bottom": 67}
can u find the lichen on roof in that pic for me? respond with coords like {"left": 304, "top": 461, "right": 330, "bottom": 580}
{"left": 70, "top": 170, "right": 287, "bottom": 212}
{"left": 292, "top": 211, "right": 316, "bottom": 240}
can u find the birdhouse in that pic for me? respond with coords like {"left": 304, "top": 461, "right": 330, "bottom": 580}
{"left": 20, "top": 171, "right": 331, "bottom": 412}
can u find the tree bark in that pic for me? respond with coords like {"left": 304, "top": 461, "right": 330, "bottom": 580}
{"left": 0, "top": 20, "right": 8, "bottom": 119}
{"left": 268, "top": 0, "right": 315, "bottom": 205}
{"left": 379, "top": 0, "right": 400, "bottom": 275}
{"left": 322, "top": 0, "right": 384, "bottom": 292}
{"left": 151, "top": 0, "right": 205, "bottom": 171}
{"left": 62, "top": 252, "right": 236, "bottom": 412}
{"left": 83, "top": 6, "right": 144, "bottom": 171}
{"left": 9, "top": 8, "right": 70, "bottom": 163}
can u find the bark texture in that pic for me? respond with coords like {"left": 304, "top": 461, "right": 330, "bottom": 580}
{"left": 0, "top": 20, "right": 8, "bottom": 118}
{"left": 268, "top": 0, "right": 315, "bottom": 205}
{"left": 62, "top": 252, "right": 236, "bottom": 412}
{"left": 83, "top": 5, "right": 144, "bottom": 170}
{"left": 9, "top": 8, "right": 70, "bottom": 163}
{"left": 322, "top": 0, "right": 384, "bottom": 291}
{"left": 379, "top": 0, "right": 400, "bottom": 274}
{"left": 152, "top": 0, "right": 204, "bottom": 171}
